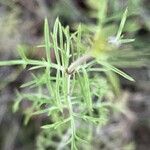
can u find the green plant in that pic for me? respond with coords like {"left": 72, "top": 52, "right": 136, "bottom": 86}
{"left": 0, "top": 2, "right": 148, "bottom": 149}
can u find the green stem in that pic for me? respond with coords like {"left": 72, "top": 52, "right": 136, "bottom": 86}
{"left": 67, "top": 74, "right": 76, "bottom": 149}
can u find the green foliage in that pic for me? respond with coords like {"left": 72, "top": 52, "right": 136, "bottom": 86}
{"left": 0, "top": 1, "right": 149, "bottom": 149}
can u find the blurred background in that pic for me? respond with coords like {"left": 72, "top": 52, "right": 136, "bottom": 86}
{"left": 0, "top": 0, "right": 150, "bottom": 150}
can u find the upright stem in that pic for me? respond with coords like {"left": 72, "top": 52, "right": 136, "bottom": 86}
{"left": 67, "top": 75, "right": 73, "bottom": 115}
{"left": 66, "top": 74, "right": 76, "bottom": 149}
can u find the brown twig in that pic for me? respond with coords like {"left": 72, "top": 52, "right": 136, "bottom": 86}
{"left": 66, "top": 53, "right": 93, "bottom": 74}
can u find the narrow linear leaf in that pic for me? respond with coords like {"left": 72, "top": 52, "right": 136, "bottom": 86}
{"left": 44, "top": 18, "right": 51, "bottom": 63}
{"left": 116, "top": 8, "right": 128, "bottom": 40}
{"left": 17, "top": 45, "right": 28, "bottom": 62}
{"left": 32, "top": 107, "right": 58, "bottom": 116}
{"left": 20, "top": 80, "right": 36, "bottom": 88}
{"left": 98, "top": 61, "right": 135, "bottom": 81}
{"left": 78, "top": 69, "right": 93, "bottom": 111}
